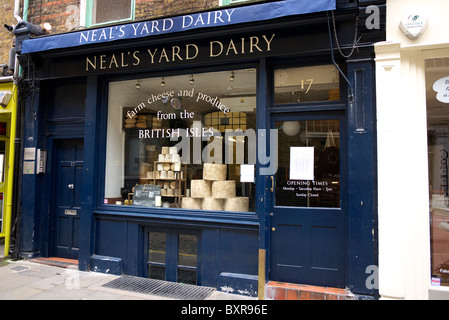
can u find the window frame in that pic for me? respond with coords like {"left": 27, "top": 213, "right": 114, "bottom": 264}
{"left": 85, "top": 0, "right": 135, "bottom": 28}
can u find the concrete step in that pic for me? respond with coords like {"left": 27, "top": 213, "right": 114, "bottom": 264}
{"left": 265, "top": 281, "right": 352, "bottom": 300}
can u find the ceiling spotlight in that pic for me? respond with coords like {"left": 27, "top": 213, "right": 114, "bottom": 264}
{"left": 189, "top": 74, "right": 194, "bottom": 85}
{"left": 229, "top": 71, "right": 235, "bottom": 81}
{"left": 161, "top": 77, "right": 165, "bottom": 87}
{"left": 135, "top": 80, "right": 141, "bottom": 89}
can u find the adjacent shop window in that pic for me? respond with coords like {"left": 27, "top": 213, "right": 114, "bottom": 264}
{"left": 87, "top": 0, "right": 134, "bottom": 27}
{"left": 105, "top": 69, "right": 257, "bottom": 212}
{"left": 274, "top": 119, "right": 340, "bottom": 208}
{"left": 274, "top": 65, "right": 340, "bottom": 104}
{"left": 427, "top": 57, "right": 449, "bottom": 287}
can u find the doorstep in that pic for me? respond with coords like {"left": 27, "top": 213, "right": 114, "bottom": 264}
{"left": 265, "top": 281, "right": 352, "bottom": 300}
{"left": 30, "top": 257, "right": 79, "bottom": 268}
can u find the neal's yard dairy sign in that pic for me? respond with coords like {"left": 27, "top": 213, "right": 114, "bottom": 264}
{"left": 79, "top": 9, "right": 236, "bottom": 45}
{"left": 20, "top": 0, "right": 335, "bottom": 54}
{"left": 85, "top": 34, "right": 275, "bottom": 71}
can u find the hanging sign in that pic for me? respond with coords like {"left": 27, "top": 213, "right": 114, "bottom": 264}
{"left": 20, "top": 0, "right": 336, "bottom": 54}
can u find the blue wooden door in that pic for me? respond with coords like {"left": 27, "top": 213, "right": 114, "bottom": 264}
{"left": 52, "top": 139, "right": 84, "bottom": 259}
{"left": 269, "top": 113, "right": 347, "bottom": 287}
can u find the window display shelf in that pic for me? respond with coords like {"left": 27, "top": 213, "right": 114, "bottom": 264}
{"left": 152, "top": 161, "right": 187, "bottom": 203}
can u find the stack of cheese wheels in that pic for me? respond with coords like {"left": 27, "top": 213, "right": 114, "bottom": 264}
{"left": 124, "top": 117, "right": 136, "bottom": 129}
{"left": 182, "top": 163, "right": 249, "bottom": 212}
{"left": 136, "top": 114, "right": 147, "bottom": 128}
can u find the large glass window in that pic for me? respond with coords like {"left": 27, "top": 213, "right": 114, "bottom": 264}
{"left": 274, "top": 65, "right": 340, "bottom": 104}
{"left": 427, "top": 57, "right": 449, "bottom": 287}
{"left": 105, "top": 69, "right": 257, "bottom": 212}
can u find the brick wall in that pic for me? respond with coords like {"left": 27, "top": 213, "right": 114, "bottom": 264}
{"left": 0, "top": 0, "right": 16, "bottom": 69}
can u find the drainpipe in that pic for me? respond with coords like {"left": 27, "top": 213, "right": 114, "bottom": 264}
{"left": 2, "top": 0, "right": 25, "bottom": 257}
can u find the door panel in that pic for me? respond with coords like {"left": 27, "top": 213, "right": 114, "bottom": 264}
{"left": 269, "top": 115, "right": 346, "bottom": 287}
{"left": 52, "top": 139, "right": 84, "bottom": 259}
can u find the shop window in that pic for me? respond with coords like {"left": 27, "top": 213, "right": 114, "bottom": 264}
{"left": 105, "top": 69, "right": 257, "bottom": 213}
{"left": 274, "top": 65, "right": 340, "bottom": 104}
{"left": 0, "top": 123, "right": 6, "bottom": 136}
{"left": 86, "top": 0, "right": 134, "bottom": 27}
{"left": 426, "top": 57, "right": 449, "bottom": 287}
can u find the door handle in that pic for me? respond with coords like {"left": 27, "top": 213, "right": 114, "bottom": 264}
{"left": 270, "top": 176, "right": 274, "bottom": 192}
{"left": 68, "top": 184, "right": 74, "bottom": 189}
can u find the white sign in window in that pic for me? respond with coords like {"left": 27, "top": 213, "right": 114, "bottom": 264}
{"left": 289, "top": 147, "right": 314, "bottom": 181}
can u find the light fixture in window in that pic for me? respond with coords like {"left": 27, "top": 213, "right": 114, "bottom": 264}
{"left": 282, "top": 121, "right": 300, "bottom": 136}
{"left": 189, "top": 74, "right": 194, "bottom": 85}
{"left": 229, "top": 71, "right": 235, "bottom": 81}
{"left": 161, "top": 77, "right": 166, "bottom": 87}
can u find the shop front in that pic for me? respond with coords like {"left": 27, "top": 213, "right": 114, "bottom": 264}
{"left": 16, "top": 0, "right": 384, "bottom": 298}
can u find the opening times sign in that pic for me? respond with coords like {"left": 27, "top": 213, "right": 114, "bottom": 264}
{"left": 21, "top": 0, "right": 336, "bottom": 54}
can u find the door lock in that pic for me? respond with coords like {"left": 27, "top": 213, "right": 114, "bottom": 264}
{"left": 68, "top": 184, "right": 74, "bottom": 189}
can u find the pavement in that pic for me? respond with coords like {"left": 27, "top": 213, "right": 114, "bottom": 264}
{"left": 0, "top": 237, "right": 257, "bottom": 301}
{"left": 0, "top": 257, "right": 257, "bottom": 301}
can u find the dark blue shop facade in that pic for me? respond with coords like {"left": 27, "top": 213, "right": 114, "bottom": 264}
{"left": 15, "top": 0, "right": 384, "bottom": 298}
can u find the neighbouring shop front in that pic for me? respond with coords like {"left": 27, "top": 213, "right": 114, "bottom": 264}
{"left": 15, "top": 0, "right": 384, "bottom": 298}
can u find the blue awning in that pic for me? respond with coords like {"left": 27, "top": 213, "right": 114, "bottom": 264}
{"left": 21, "top": 0, "right": 335, "bottom": 54}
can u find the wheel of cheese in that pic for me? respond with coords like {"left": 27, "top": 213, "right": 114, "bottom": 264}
{"left": 170, "top": 181, "right": 178, "bottom": 189}
{"left": 202, "top": 198, "right": 223, "bottom": 211}
{"left": 212, "top": 180, "right": 236, "bottom": 198}
{"left": 224, "top": 197, "right": 249, "bottom": 212}
{"left": 191, "top": 180, "right": 211, "bottom": 198}
{"left": 203, "top": 163, "right": 227, "bottom": 181}
{"left": 181, "top": 197, "right": 202, "bottom": 210}
{"left": 125, "top": 118, "right": 136, "bottom": 124}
